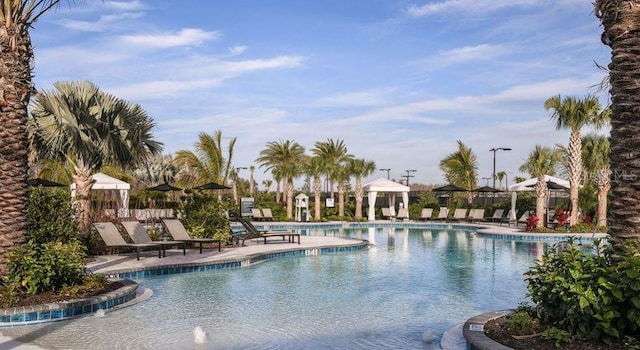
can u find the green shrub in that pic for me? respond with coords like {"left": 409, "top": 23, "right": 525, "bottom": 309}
{"left": 506, "top": 309, "right": 539, "bottom": 335}
{"left": 177, "top": 193, "right": 231, "bottom": 243}
{"left": 26, "top": 187, "right": 79, "bottom": 245}
{"left": 541, "top": 327, "right": 572, "bottom": 348}
{"left": 6, "top": 241, "right": 87, "bottom": 294}
{"left": 525, "top": 238, "right": 640, "bottom": 344}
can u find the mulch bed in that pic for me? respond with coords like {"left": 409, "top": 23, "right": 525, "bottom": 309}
{"left": 484, "top": 316, "right": 630, "bottom": 350}
{"left": 0, "top": 281, "right": 124, "bottom": 309}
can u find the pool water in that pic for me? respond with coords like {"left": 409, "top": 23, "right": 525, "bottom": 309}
{"left": 2, "top": 227, "right": 557, "bottom": 349}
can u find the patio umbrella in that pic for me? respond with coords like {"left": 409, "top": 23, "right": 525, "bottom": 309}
{"left": 146, "top": 183, "right": 182, "bottom": 192}
{"left": 432, "top": 184, "right": 467, "bottom": 207}
{"left": 472, "top": 186, "right": 502, "bottom": 205}
{"left": 27, "top": 178, "right": 66, "bottom": 187}
{"left": 194, "top": 182, "right": 231, "bottom": 190}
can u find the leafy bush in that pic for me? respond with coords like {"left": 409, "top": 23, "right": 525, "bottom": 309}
{"left": 3, "top": 188, "right": 88, "bottom": 296}
{"left": 541, "top": 327, "right": 572, "bottom": 348}
{"left": 506, "top": 309, "right": 539, "bottom": 335}
{"left": 525, "top": 214, "right": 539, "bottom": 231}
{"left": 525, "top": 238, "right": 640, "bottom": 344}
{"left": 554, "top": 209, "right": 569, "bottom": 227}
{"left": 177, "top": 193, "right": 231, "bottom": 243}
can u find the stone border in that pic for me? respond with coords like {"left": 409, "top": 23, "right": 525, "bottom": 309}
{"left": 463, "top": 310, "right": 513, "bottom": 350}
{"left": 0, "top": 279, "right": 138, "bottom": 327}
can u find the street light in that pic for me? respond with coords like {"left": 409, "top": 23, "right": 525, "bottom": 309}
{"left": 236, "top": 166, "right": 247, "bottom": 175}
{"left": 482, "top": 177, "right": 491, "bottom": 186}
{"left": 379, "top": 168, "right": 391, "bottom": 179}
{"left": 403, "top": 169, "right": 417, "bottom": 186}
{"left": 490, "top": 148, "right": 511, "bottom": 189}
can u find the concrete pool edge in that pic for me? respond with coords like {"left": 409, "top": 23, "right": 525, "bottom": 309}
{"left": 463, "top": 310, "right": 514, "bottom": 350}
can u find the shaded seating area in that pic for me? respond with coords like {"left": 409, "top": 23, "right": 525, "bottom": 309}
{"left": 231, "top": 214, "right": 300, "bottom": 245}
{"left": 92, "top": 222, "right": 161, "bottom": 260}
{"left": 162, "top": 219, "right": 222, "bottom": 253}
{"left": 120, "top": 220, "right": 186, "bottom": 257}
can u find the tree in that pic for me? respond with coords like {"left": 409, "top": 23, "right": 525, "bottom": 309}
{"left": 304, "top": 156, "right": 325, "bottom": 221}
{"left": 256, "top": 140, "right": 305, "bottom": 219}
{"left": 312, "top": 139, "right": 353, "bottom": 199}
{"left": 249, "top": 165, "right": 255, "bottom": 196}
{"left": 349, "top": 158, "right": 376, "bottom": 220}
{"left": 496, "top": 171, "right": 507, "bottom": 190}
{"left": 28, "top": 81, "right": 163, "bottom": 233}
{"left": 174, "top": 130, "right": 235, "bottom": 200}
{"left": 519, "top": 145, "right": 562, "bottom": 229}
{"left": 582, "top": 134, "right": 611, "bottom": 228}
{"left": 439, "top": 140, "right": 478, "bottom": 204}
{"left": 262, "top": 179, "right": 272, "bottom": 193}
{"left": 595, "top": 0, "right": 640, "bottom": 246}
{"left": 545, "top": 94, "right": 610, "bottom": 226}
{"left": 333, "top": 165, "right": 350, "bottom": 217}
{"left": 0, "top": 0, "right": 73, "bottom": 271}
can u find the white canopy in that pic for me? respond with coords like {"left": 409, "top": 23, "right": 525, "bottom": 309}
{"left": 70, "top": 172, "right": 130, "bottom": 217}
{"left": 362, "top": 178, "right": 410, "bottom": 221}
{"left": 507, "top": 175, "right": 569, "bottom": 221}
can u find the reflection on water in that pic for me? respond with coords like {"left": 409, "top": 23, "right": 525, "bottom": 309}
{"left": 0, "top": 227, "right": 594, "bottom": 350}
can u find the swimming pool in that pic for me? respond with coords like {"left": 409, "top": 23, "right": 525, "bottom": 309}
{"left": 1, "top": 226, "right": 565, "bottom": 349}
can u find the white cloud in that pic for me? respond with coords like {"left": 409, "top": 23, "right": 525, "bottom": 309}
{"left": 228, "top": 45, "right": 247, "bottom": 56}
{"left": 315, "top": 89, "right": 395, "bottom": 107}
{"left": 109, "top": 79, "right": 224, "bottom": 100}
{"left": 103, "top": 0, "right": 145, "bottom": 11}
{"left": 58, "top": 12, "right": 144, "bottom": 32}
{"left": 121, "top": 28, "right": 220, "bottom": 48}
{"left": 218, "top": 55, "right": 305, "bottom": 74}
{"left": 405, "top": 0, "right": 542, "bottom": 17}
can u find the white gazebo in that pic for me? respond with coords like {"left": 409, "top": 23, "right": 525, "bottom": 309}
{"left": 507, "top": 175, "right": 570, "bottom": 221}
{"left": 70, "top": 172, "right": 131, "bottom": 217}
{"left": 362, "top": 178, "right": 410, "bottom": 221}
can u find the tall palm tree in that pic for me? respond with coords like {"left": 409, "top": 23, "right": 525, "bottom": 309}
{"left": 582, "top": 134, "right": 611, "bottom": 228}
{"left": 28, "top": 81, "right": 163, "bottom": 232}
{"left": 349, "top": 158, "right": 377, "bottom": 220}
{"left": 439, "top": 140, "right": 478, "bottom": 204}
{"left": 333, "top": 165, "right": 350, "bottom": 217}
{"left": 545, "top": 94, "right": 610, "bottom": 226}
{"left": 519, "top": 145, "right": 562, "bottom": 229}
{"left": 0, "top": 0, "right": 76, "bottom": 267}
{"left": 595, "top": 1, "right": 640, "bottom": 246}
{"left": 174, "top": 130, "right": 236, "bottom": 199}
{"left": 262, "top": 179, "right": 272, "bottom": 193}
{"left": 311, "top": 139, "right": 353, "bottom": 199}
{"left": 256, "top": 140, "right": 306, "bottom": 219}
{"left": 304, "top": 156, "right": 325, "bottom": 221}
{"left": 133, "top": 154, "right": 177, "bottom": 188}
{"left": 496, "top": 171, "right": 507, "bottom": 190}
{"left": 271, "top": 168, "right": 282, "bottom": 204}
{"left": 249, "top": 165, "right": 255, "bottom": 196}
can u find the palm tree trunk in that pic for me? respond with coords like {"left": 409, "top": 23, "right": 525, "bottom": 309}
{"left": 338, "top": 182, "right": 345, "bottom": 217}
{"left": 231, "top": 180, "right": 238, "bottom": 205}
{"left": 535, "top": 177, "right": 547, "bottom": 229}
{"left": 568, "top": 130, "right": 582, "bottom": 226}
{"left": 72, "top": 170, "right": 94, "bottom": 235}
{"left": 313, "top": 176, "right": 321, "bottom": 221}
{"left": 0, "top": 25, "right": 35, "bottom": 271}
{"left": 595, "top": 165, "right": 611, "bottom": 228}
{"left": 355, "top": 177, "right": 363, "bottom": 219}
{"left": 596, "top": 0, "right": 640, "bottom": 246}
{"left": 286, "top": 179, "right": 294, "bottom": 219}
{"left": 275, "top": 180, "right": 281, "bottom": 204}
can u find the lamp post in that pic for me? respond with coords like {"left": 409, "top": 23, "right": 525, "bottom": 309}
{"left": 379, "top": 168, "right": 391, "bottom": 179}
{"left": 403, "top": 169, "right": 417, "bottom": 186}
{"left": 490, "top": 148, "right": 511, "bottom": 189}
{"left": 482, "top": 177, "right": 491, "bottom": 186}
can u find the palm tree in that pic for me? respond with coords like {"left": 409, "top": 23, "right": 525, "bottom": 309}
{"left": 271, "top": 169, "right": 283, "bottom": 203}
{"left": 595, "top": 1, "right": 640, "bottom": 246}
{"left": 582, "top": 134, "right": 611, "bottom": 228}
{"left": 249, "top": 165, "right": 256, "bottom": 196}
{"left": 28, "top": 81, "right": 163, "bottom": 232}
{"left": 304, "top": 156, "right": 325, "bottom": 221}
{"left": 312, "top": 139, "right": 353, "bottom": 199}
{"left": 174, "top": 130, "right": 236, "bottom": 199}
{"left": 333, "top": 165, "right": 350, "bottom": 217}
{"left": 0, "top": 0, "right": 77, "bottom": 267}
{"left": 133, "top": 154, "right": 177, "bottom": 188}
{"left": 262, "top": 179, "right": 272, "bottom": 193}
{"left": 519, "top": 145, "right": 562, "bottom": 229}
{"left": 545, "top": 94, "right": 610, "bottom": 226}
{"left": 496, "top": 171, "right": 507, "bottom": 190}
{"left": 256, "top": 140, "right": 306, "bottom": 219}
{"left": 439, "top": 140, "right": 478, "bottom": 204}
{"left": 349, "top": 158, "right": 377, "bottom": 220}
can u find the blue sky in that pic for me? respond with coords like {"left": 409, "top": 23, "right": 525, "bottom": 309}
{"left": 30, "top": 0, "right": 610, "bottom": 188}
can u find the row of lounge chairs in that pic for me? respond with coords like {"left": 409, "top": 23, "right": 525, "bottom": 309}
{"left": 230, "top": 213, "right": 300, "bottom": 245}
{"left": 251, "top": 208, "right": 275, "bottom": 221}
{"left": 416, "top": 207, "right": 514, "bottom": 224}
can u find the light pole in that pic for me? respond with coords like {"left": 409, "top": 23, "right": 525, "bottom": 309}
{"left": 403, "top": 169, "right": 417, "bottom": 186}
{"left": 490, "top": 148, "right": 511, "bottom": 189}
{"left": 379, "top": 168, "right": 391, "bottom": 179}
{"left": 482, "top": 177, "right": 491, "bottom": 186}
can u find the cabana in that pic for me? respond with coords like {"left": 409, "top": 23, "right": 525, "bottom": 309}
{"left": 363, "top": 178, "right": 410, "bottom": 221}
{"left": 70, "top": 172, "right": 130, "bottom": 217}
{"left": 507, "top": 175, "right": 570, "bottom": 221}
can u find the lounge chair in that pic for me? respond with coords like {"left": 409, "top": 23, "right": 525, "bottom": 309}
{"left": 418, "top": 208, "right": 433, "bottom": 221}
{"left": 120, "top": 220, "right": 186, "bottom": 257}
{"left": 92, "top": 222, "right": 161, "bottom": 260}
{"left": 484, "top": 209, "right": 505, "bottom": 223}
{"left": 449, "top": 208, "right": 468, "bottom": 222}
{"left": 517, "top": 211, "right": 532, "bottom": 227}
{"left": 231, "top": 214, "right": 300, "bottom": 245}
{"left": 161, "top": 219, "right": 222, "bottom": 253}
{"left": 467, "top": 209, "right": 485, "bottom": 223}
{"left": 251, "top": 208, "right": 264, "bottom": 221}
{"left": 261, "top": 208, "right": 274, "bottom": 221}
{"left": 432, "top": 207, "right": 449, "bottom": 221}
{"left": 396, "top": 208, "right": 409, "bottom": 221}
{"left": 381, "top": 207, "right": 395, "bottom": 220}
